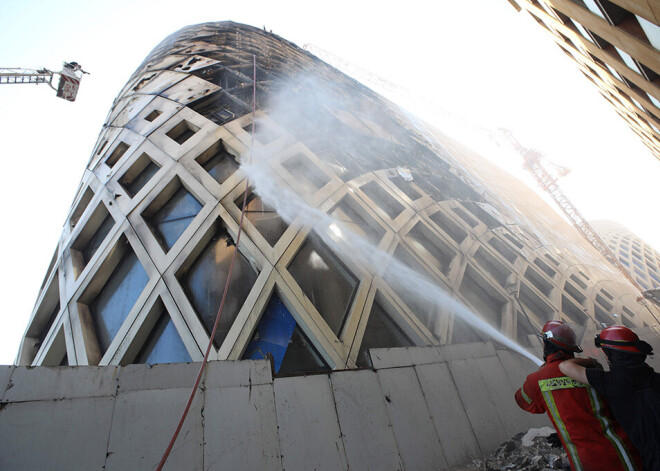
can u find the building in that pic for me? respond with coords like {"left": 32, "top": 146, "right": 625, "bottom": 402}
{"left": 17, "top": 21, "right": 659, "bottom": 370}
{"left": 4, "top": 21, "right": 660, "bottom": 470}
{"left": 593, "top": 219, "right": 660, "bottom": 291}
{"left": 508, "top": 0, "right": 660, "bottom": 160}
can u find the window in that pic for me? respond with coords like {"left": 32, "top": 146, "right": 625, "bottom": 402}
{"left": 518, "top": 283, "right": 554, "bottom": 323}
{"left": 356, "top": 300, "right": 414, "bottom": 367}
{"left": 360, "top": 180, "right": 404, "bottom": 220}
{"left": 488, "top": 237, "right": 518, "bottom": 264}
{"left": 118, "top": 153, "right": 160, "bottom": 197}
{"left": 235, "top": 191, "right": 287, "bottom": 246}
{"left": 91, "top": 249, "right": 149, "bottom": 354}
{"left": 166, "top": 120, "right": 199, "bottom": 145}
{"left": 181, "top": 225, "right": 259, "bottom": 349}
{"left": 329, "top": 196, "right": 385, "bottom": 246}
{"left": 459, "top": 265, "right": 507, "bottom": 327}
{"left": 282, "top": 153, "right": 330, "bottom": 195}
{"left": 524, "top": 267, "right": 553, "bottom": 298}
{"left": 562, "top": 295, "right": 588, "bottom": 325}
{"left": 243, "top": 294, "right": 329, "bottom": 374}
{"left": 196, "top": 141, "right": 240, "bottom": 185}
{"left": 142, "top": 179, "right": 202, "bottom": 252}
{"left": 389, "top": 175, "right": 421, "bottom": 201}
{"left": 428, "top": 210, "right": 467, "bottom": 244}
{"left": 405, "top": 222, "right": 455, "bottom": 276}
{"left": 452, "top": 207, "right": 478, "bottom": 228}
{"left": 242, "top": 120, "right": 280, "bottom": 146}
{"left": 384, "top": 246, "right": 440, "bottom": 338}
{"left": 71, "top": 204, "right": 115, "bottom": 278}
{"left": 106, "top": 142, "right": 130, "bottom": 168}
{"left": 473, "top": 247, "right": 510, "bottom": 287}
{"left": 134, "top": 310, "right": 191, "bottom": 365}
{"left": 287, "top": 233, "right": 358, "bottom": 336}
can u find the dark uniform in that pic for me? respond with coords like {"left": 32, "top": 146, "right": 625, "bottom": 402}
{"left": 587, "top": 362, "right": 660, "bottom": 470}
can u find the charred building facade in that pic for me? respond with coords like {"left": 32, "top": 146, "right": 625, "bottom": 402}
{"left": 18, "top": 22, "right": 659, "bottom": 371}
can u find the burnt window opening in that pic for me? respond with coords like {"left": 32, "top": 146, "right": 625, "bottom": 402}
{"left": 189, "top": 90, "right": 249, "bottom": 126}
{"left": 287, "top": 232, "right": 359, "bottom": 337}
{"left": 562, "top": 295, "right": 589, "bottom": 325}
{"left": 595, "top": 294, "right": 614, "bottom": 311}
{"left": 118, "top": 153, "right": 161, "bottom": 197}
{"left": 488, "top": 237, "right": 518, "bottom": 264}
{"left": 106, "top": 142, "right": 130, "bottom": 168}
{"left": 452, "top": 206, "right": 478, "bottom": 228}
{"left": 389, "top": 175, "right": 422, "bottom": 201}
{"left": 90, "top": 248, "right": 149, "bottom": 354}
{"left": 282, "top": 153, "right": 331, "bottom": 195}
{"left": 564, "top": 281, "right": 587, "bottom": 306}
{"left": 534, "top": 258, "right": 556, "bottom": 278}
{"left": 356, "top": 300, "right": 415, "bottom": 368}
{"left": 516, "top": 312, "right": 539, "bottom": 347}
{"left": 429, "top": 210, "right": 467, "bottom": 245}
{"left": 405, "top": 222, "right": 455, "bottom": 276}
{"left": 459, "top": 265, "right": 507, "bottom": 328}
{"left": 142, "top": 179, "right": 203, "bottom": 253}
{"left": 519, "top": 283, "right": 554, "bottom": 324}
{"left": 473, "top": 247, "right": 510, "bottom": 287}
{"left": 181, "top": 225, "right": 259, "bottom": 349}
{"left": 243, "top": 293, "right": 330, "bottom": 374}
{"left": 71, "top": 203, "right": 115, "bottom": 279}
{"left": 235, "top": 190, "right": 287, "bottom": 247}
{"left": 134, "top": 310, "right": 191, "bottom": 365}
{"left": 329, "top": 196, "right": 385, "bottom": 246}
{"left": 242, "top": 120, "right": 280, "bottom": 146}
{"left": 360, "top": 180, "right": 405, "bottom": 220}
{"left": 196, "top": 142, "right": 240, "bottom": 185}
{"left": 70, "top": 187, "right": 95, "bottom": 228}
{"left": 524, "top": 267, "right": 554, "bottom": 298}
{"left": 166, "top": 120, "right": 200, "bottom": 145}
{"left": 594, "top": 305, "right": 614, "bottom": 327}
{"left": 463, "top": 202, "right": 501, "bottom": 229}
{"left": 144, "top": 110, "right": 162, "bottom": 122}
{"left": 384, "top": 245, "right": 440, "bottom": 338}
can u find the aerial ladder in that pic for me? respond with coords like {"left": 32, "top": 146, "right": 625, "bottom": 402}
{"left": 0, "top": 61, "right": 88, "bottom": 101}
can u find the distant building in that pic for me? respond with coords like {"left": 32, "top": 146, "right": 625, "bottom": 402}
{"left": 509, "top": 0, "right": 660, "bottom": 160}
{"left": 592, "top": 219, "right": 660, "bottom": 292}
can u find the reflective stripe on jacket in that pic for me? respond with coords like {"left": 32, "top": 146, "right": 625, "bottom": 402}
{"left": 514, "top": 351, "right": 640, "bottom": 471}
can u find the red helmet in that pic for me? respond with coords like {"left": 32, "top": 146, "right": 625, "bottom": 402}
{"left": 595, "top": 326, "right": 653, "bottom": 355}
{"left": 541, "top": 320, "right": 582, "bottom": 352}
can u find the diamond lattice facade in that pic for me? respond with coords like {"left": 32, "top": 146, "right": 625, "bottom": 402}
{"left": 18, "top": 22, "right": 660, "bottom": 369}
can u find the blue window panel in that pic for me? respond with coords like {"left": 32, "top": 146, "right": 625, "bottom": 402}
{"left": 244, "top": 295, "right": 297, "bottom": 372}
{"left": 148, "top": 186, "right": 202, "bottom": 252}
{"left": 91, "top": 249, "right": 149, "bottom": 353}
{"left": 244, "top": 294, "right": 329, "bottom": 374}
{"left": 135, "top": 311, "right": 191, "bottom": 365}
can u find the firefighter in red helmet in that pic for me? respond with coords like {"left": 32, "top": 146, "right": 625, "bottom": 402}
{"left": 560, "top": 325, "right": 660, "bottom": 470}
{"left": 515, "top": 320, "right": 640, "bottom": 470}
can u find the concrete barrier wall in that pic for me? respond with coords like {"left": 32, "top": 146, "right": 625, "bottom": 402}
{"left": 0, "top": 342, "right": 547, "bottom": 470}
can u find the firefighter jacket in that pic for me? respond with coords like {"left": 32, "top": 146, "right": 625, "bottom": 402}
{"left": 515, "top": 351, "right": 640, "bottom": 471}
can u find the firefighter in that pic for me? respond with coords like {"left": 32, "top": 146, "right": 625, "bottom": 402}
{"left": 515, "top": 320, "right": 640, "bottom": 471}
{"left": 560, "top": 325, "right": 660, "bottom": 470}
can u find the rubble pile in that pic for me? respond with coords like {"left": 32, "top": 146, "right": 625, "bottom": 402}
{"left": 461, "top": 427, "right": 570, "bottom": 471}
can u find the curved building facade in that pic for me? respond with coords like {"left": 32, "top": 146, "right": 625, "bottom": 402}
{"left": 592, "top": 219, "right": 660, "bottom": 292}
{"left": 18, "top": 22, "right": 660, "bottom": 369}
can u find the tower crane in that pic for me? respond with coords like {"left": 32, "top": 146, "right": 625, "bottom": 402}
{"left": 0, "top": 61, "right": 88, "bottom": 102}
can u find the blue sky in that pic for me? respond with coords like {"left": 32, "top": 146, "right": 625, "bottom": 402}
{"left": 0, "top": 0, "right": 658, "bottom": 364}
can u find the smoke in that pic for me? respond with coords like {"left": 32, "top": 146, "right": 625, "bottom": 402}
{"left": 241, "top": 74, "right": 542, "bottom": 366}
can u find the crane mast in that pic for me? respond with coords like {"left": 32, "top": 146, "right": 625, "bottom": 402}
{"left": 499, "top": 129, "right": 643, "bottom": 292}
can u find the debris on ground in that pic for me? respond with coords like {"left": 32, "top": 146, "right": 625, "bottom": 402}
{"left": 457, "top": 427, "right": 571, "bottom": 470}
